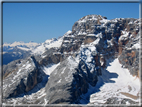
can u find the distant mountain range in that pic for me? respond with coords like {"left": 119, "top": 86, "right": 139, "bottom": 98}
{"left": 2, "top": 36, "right": 64, "bottom": 65}
{"left": 2, "top": 15, "right": 141, "bottom": 105}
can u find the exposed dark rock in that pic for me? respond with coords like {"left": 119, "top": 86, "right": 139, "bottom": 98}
{"left": 105, "top": 97, "right": 139, "bottom": 104}
{"left": 84, "top": 35, "right": 97, "bottom": 44}
{"left": 118, "top": 32, "right": 140, "bottom": 77}
{"left": 39, "top": 48, "right": 64, "bottom": 66}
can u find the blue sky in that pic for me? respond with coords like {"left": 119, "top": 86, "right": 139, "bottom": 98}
{"left": 3, "top": 2, "right": 139, "bottom": 43}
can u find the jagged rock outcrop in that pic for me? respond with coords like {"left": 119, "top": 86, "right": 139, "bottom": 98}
{"left": 60, "top": 15, "right": 140, "bottom": 76}
{"left": 3, "top": 56, "right": 44, "bottom": 99}
{"left": 44, "top": 56, "right": 98, "bottom": 104}
{"left": 39, "top": 48, "right": 63, "bottom": 66}
{"left": 119, "top": 32, "right": 140, "bottom": 77}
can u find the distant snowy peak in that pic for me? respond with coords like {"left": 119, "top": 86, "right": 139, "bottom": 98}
{"left": 3, "top": 41, "right": 39, "bottom": 47}
{"left": 44, "top": 38, "right": 57, "bottom": 44}
{"left": 3, "top": 41, "right": 40, "bottom": 51}
{"left": 63, "top": 30, "right": 72, "bottom": 37}
{"left": 32, "top": 36, "right": 64, "bottom": 55}
{"left": 2, "top": 41, "right": 40, "bottom": 53}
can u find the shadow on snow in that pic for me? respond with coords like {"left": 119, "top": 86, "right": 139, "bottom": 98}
{"left": 79, "top": 58, "right": 118, "bottom": 104}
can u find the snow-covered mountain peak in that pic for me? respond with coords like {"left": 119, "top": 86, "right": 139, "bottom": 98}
{"left": 63, "top": 30, "right": 72, "bottom": 37}
{"left": 3, "top": 41, "right": 40, "bottom": 48}
{"left": 32, "top": 36, "right": 63, "bottom": 55}
{"left": 44, "top": 38, "right": 57, "bottom": 44}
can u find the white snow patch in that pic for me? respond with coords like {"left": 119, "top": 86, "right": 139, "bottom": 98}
{"left": 87, "top": 34, "right": 96, "bottom": 36}
{"left": 126, "top": 101, "right": 130, "bottom": 105}
{"left": 111, "top": 19, "right": 118, "bottom": 23}
{"left": 43, "top": 63, "right": 60, "bottom": 75}
{"left": 61, "top": 67, "right": 66, "bottom": 74}
{"left": 78, "top": 32, "right": 87, "bottom": 36}
{"left": 64, "top": 40, "right": 70, "bottom": 43}
{"left": 63, "top": 30, "right": 72, "bottom": 37}
{"left": 119, "top": 31, "right": 129, "bottom": 41}
{"left": 66, "top": 30, "right": 72, "bottom": 34}
{"left": 132, "top": 42, "right": 140, "bottom": 49}
{"left": 25, "top": 64, "right": 32, "bottom": 69}
{"left": 17, "top": 46, "right": 30, "bottom": 51}
{"left": 92, "top": 37, "right": 100, "bottom": 45}
{"left": 57, "top": 79, "right": 62, "bottom": 83}
{"left": 78, "top": 19, "right": 86, "bottom": 23}
{"left": 32, "top": 44, "right": 46, "bottom": 55}
{"left": 128, "top": 21, "right": 133, "bottom": 25}
{"left": 100, "top": 19, "right": 109, "bottom": 24}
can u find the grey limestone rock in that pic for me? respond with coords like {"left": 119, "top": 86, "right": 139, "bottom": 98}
{"left": 3, "top": 56, "right": 44, "bottom": 99}
{"left": 44, "top": 56, "right": 94, "bottom": 104}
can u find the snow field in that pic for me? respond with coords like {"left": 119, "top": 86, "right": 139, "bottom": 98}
{"left": 89, "top": 58, "right": 140, "bottom": 104}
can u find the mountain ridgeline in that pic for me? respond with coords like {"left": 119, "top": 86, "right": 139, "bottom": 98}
{"left": 3, "top": 15, "right": 141, "bottom": 105}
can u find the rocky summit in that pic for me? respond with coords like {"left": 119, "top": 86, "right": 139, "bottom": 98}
{"left": 2, "top": 14, "right": 141, "bottom": 106}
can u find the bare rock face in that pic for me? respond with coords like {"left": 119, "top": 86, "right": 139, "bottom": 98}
{"left": 44, "top": 56, "right": 99, "bottom": 104}
{"left": 60, "top": 33, "right": 85, "bottom": 53}
{"left": 39, "top": 48, "right": 63, "bottom": 66}
{"left": 84, "top": 35, "right": 97, "bottom": 44}
{"left": 118, "top": 32, "right": 140, "bottom": 77}
{"left": 44, "top": 57, "right": 87, "bottom": 104}
{"left": 3, "top": 56, "right": 44, "bottom": 99}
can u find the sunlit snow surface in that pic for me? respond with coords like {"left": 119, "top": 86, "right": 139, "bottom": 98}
{"left": 88, "top": 58, "right": 140, "bottom": 105}
{"left": 32, "top": 38, "right": 63, "bottom": 55}
{"left": 43, "top": 63, "right": 60, "bottom": 75}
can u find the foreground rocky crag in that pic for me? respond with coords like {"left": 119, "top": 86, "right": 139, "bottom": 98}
{"left": 3, "top": 56, "right": 45, "bottom": 99}
{"left": 2, "top": 15, "right": 140, "bottom": 105}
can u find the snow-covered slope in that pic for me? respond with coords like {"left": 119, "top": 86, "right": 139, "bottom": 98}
{"left": 89, "top": 58, "right": 140, "bottom": 105}
{"left": 32, "top": 31, "right": 71, "bottom": 55}
{"left": 32, "top": 37, "right": 63, "bottom": 55}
